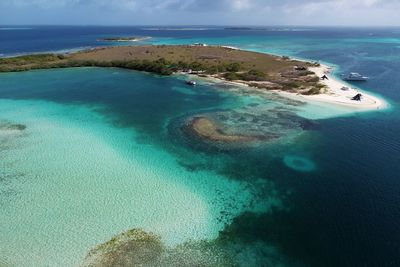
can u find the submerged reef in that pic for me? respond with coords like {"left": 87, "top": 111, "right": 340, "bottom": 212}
{"left": 188, "top": 116, "right": 266, "bottom": 144}
{"left": 81, "top": 229, "right": 234, "bottom": 267}
{"left": 180, "top": 103, "right": 317, "bottom": 150}
{"left": 0, "top": 120, "right": 27, "bottom": 150}
{"left": 0, "top": 120, "right": 27, "bottom": 198}
{"left": 81, "top": 218, "right": 298, "bottom": 267}
{"left": 82, "top": 229, "right": 164, "bottom": 267}
{"left": 0, "top": 121, "right": 26, "bottom": 132}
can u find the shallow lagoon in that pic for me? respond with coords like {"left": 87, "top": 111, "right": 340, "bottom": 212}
{"left": 0, "top": 66, "right": 399, "bottom": 266}
{"left": 0, "top": 68, "right": 314, "bottom": 266}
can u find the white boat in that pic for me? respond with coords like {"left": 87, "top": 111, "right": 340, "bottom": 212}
{"left": 186, "top": 80, "right": 196, "bottom": 86}
{"left": 341, "top": 72, "right": 369, "bottom": 81}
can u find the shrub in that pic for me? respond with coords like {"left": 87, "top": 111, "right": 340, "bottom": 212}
{"left": 226, "top": 63, "right": 241, "bottom": 72}
{"left": 304, "top": 87, "right": 321, "bottom": 95}
{"left": 224, "top": 72, "right": 240, "bottom": 81}
{"left": 206, "top": 66, "right": 219, "bottom": 74}
{"left": 240, "top": 69, "right": 267, "bottom": 81}
{"left": 188, "top": 61, "right": 204, "bottom": 71}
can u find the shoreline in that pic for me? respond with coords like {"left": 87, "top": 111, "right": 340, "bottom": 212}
{"left": 294, "top": 64, "right": 386, "bottom": 110}
{"left": 177, "top": 45, "right": 388, "bottom": 113}
{"left": 0, "top": 44, "right": 388, "bottom": 113}
{"left": 185, "top": 63, "right": 387, "bottom": 114}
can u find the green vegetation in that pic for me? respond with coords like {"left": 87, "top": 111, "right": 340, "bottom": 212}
{"left": 0, "top": 56, "right": 175, "bottom": 75}
{"left": 0, "top": 46, "right": 323, "bottom": 95}
{"left": 108, "top": 58, "right": 174, "bottom": 75}
{"left": 241, "top": 69, "right": 267, "bottom": 81}
{"left": 305, "top": 75, "right": 320, "bottom": 83}
{"left": 226, "top": 62, "right": 241, "bottom": 72}
{"left": 303, "top": 83, "right": 327, "bottom": 95}
{"left": 0, "top": 54, "right": 245, "bottom": 77}
{"left": 223, "top": 72, "right": 241, "bottom": 81}
{"left": 281, "top": 81, "right": 301, "bottom": 90}
{"left": 0, "top": 54, "right": 64, "bottom": 65}
{"left": 0, "top": 54, "right": 66, "bottom": 72}
{"left": 224, "top": 69, "right": 267, "bottom": 81}
{"left": 297, "top": 70, "right": 314, "bottom": 76}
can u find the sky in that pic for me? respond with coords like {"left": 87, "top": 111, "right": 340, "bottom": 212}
{"left": 0, "top": 0, "right": 400, "bottom": 26}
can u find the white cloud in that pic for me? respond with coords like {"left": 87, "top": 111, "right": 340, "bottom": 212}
{"left": 0, "top": 0, "right": 399, "bottom": 25}
{"left": 231, "top": 0, "right": 252, "bottom": 11}
{"left": 2, "top": 0, "right": 399, "bottom": 10}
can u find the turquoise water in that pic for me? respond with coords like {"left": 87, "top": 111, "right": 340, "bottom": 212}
{"left": 0, "top": 68, "right": 306, "bottom": 266}
{"left": 1, "top": 27, "right": 400, "bottom": 266}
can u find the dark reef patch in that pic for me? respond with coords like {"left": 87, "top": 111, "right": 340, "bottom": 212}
{"left": 217, "top": 206, "right": 354, "bottom": 267}
{"left": 81, "top": 229, "right": 235, "bottom": 267}
{"left": 171, "top": 104, "right": 315, "bottom": 153}
{"left": 186, "top": 116, "right": 268, "bottom": 144}
{"left": 0, "top": 121, "right": 27, "bottom": 131}
{"left": 81, "top": 226, "right": 299, "bottom": 267}
{"left": 0, "top": 120, "right": 28, "bottom": 200}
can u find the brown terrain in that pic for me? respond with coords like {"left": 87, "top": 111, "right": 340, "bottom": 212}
{"left": 72, "top": 45, "right": 294, "bottom": 72}
{"left": 0, "top": 45, "right": 325, "bottom": 95}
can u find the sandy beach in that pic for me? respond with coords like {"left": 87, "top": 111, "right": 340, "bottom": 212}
{"left": 280, "top": 64, "right": 387, "bottom": 111}
{"left": 193, "top": 63, "right": 387, "bottom": 113}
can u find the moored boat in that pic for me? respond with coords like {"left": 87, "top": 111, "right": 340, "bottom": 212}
{"left": 186, "top": 80, "right": 196, "bottom": 86}
{"left": 341, "top": 72, "right": 369, "bottom": 81}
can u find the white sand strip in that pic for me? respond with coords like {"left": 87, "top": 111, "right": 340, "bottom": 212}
{"left": 180, "top": 62, "right": 388, "bottom": 115}
{"left": 293, "top": 64, "right": 387, "bottom": 111}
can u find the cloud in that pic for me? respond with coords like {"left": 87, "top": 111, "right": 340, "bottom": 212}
{"left": 2, "top": 0, "right": 399, "bottom": 11}
{"left": 0, "top": 0, "right": 399, "bottom": 25}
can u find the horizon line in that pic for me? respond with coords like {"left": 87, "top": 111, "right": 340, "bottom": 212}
{"left": 1, "top": 24, "right": 400, "bottom": 28}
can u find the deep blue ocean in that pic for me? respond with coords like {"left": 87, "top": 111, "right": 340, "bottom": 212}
{"left": 1, "top": 26, "right": 400, "bottom": 267}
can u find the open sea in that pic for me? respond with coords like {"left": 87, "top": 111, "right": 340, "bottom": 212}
{"left": 1, "top": 26, "right": 400, "bottom": 267}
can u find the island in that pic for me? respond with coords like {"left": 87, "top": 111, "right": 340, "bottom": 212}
{"left": 224, "top": 27, "right": 255, "bottom": 30}
{"left": 99, "top": 36, "right": 151, "bottom": 42}
{"left": 0, "top": 45, "right": 385, "bottom": 114}
{"left": 0, "top": 45, "right": 326, "bottom": 94}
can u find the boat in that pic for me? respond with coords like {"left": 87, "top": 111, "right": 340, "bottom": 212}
{"left": 186, "top": 80, "right": 196, "bottom": 86}
{"left": 341, "top": 72, "right": 369, "bottom": 81}
{"left": 193, "top": 43, "right": 207, "bottom": 47}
